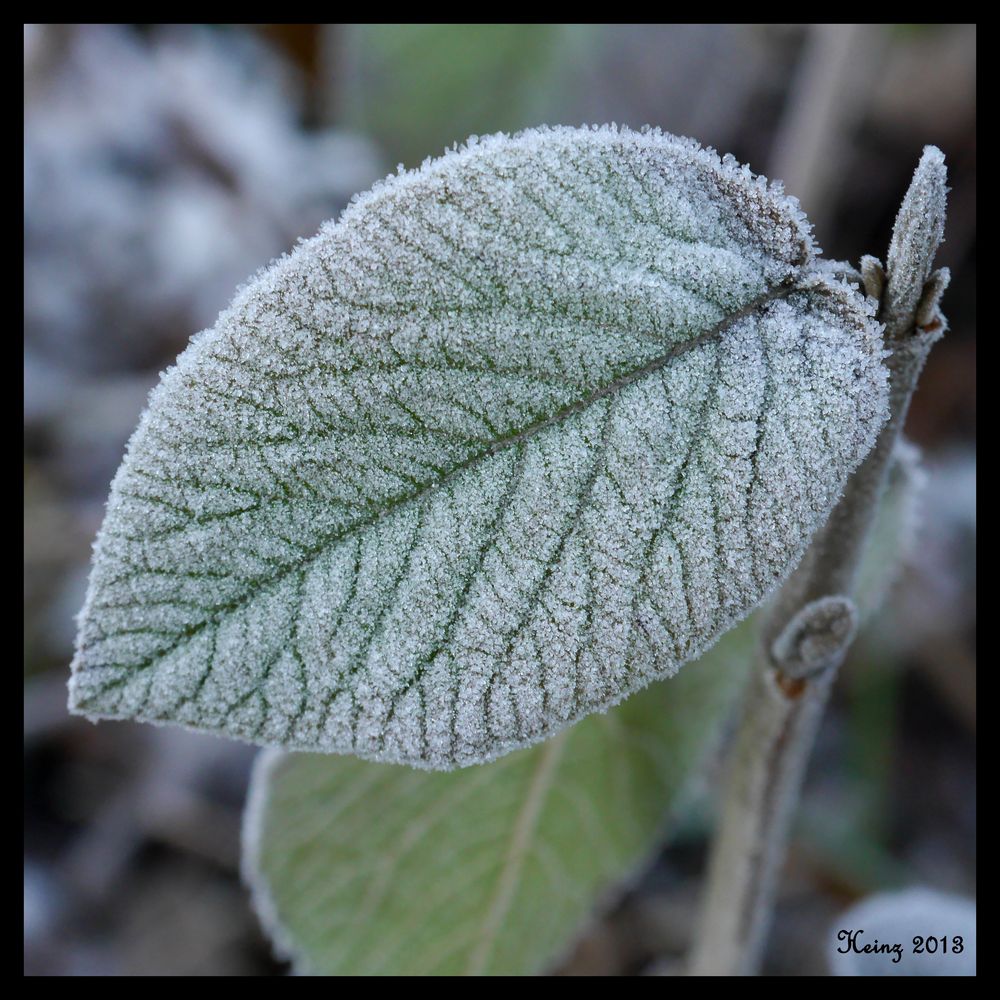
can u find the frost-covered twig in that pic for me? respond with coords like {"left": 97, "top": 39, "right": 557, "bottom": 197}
{"left": 688, "top": 147, "right": 949, "bottom": 976}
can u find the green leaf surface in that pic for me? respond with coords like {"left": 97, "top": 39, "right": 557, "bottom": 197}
{"left": 69, "top": 126, "right": 888, "bottom": 768}
{"left": 243, "top": 618, "right": 755, "bottom": 976}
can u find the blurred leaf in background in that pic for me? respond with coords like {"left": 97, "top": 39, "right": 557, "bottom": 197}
{"left": 341, "top": 24, "right": 594, "bottom": 166}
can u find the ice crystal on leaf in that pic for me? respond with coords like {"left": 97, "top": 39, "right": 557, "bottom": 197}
{"left": 69, "top": 125, "right": 888, "bottom": 769}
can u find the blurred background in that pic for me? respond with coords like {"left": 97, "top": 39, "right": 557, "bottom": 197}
{"left": 24, "top": 23, "right": 975, "bottom": 976}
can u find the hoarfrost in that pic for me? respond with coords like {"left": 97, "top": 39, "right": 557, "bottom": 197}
{"left": 883, "top": 145, "right": 949, "bottom": 337}
{"left": 69, "top": 125, "right": 889, "bottom": 768}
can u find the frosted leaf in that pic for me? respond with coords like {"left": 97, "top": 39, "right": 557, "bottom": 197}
{"left": 69, "top": 125, "right": 888, "bottom": 768}
{"left": 243, "top": 619, "right": 755, "bottom": 976}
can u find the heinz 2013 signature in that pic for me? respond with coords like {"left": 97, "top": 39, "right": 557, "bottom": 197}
{"left": 836, "top": 929, "right": 965, "bottom": 965}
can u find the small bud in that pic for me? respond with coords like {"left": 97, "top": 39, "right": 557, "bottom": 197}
{"left": 771, "top": 595, "right": 858, "bottom": 680}
{"left": 882, "top": 146, "right": 948, "bottom": 338}
{"left": 915, "top": 266, "right": 952, "bottom": 331}
{"left": 859, "top": 254, "right": 886, "bottom": 303}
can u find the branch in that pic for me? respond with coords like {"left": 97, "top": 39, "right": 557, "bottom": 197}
{"left": 688, "top": 146, "right": 949, "bottom": 976}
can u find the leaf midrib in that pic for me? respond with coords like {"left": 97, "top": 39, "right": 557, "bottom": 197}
{"left": 78, "top": 277, "right": 801, "bottom": 695}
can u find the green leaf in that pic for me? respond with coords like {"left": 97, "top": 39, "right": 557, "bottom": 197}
{"left": 243, "top": 618, "right": 755, "bottom": 976}
{"left": 69, "top": 125, "right": 888, "bottom": 768}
